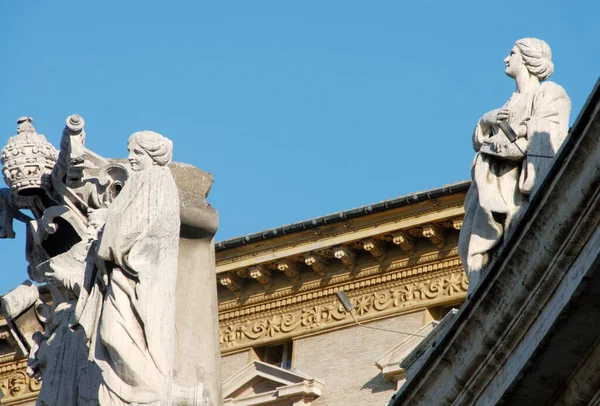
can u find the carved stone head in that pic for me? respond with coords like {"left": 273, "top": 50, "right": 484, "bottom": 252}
{"left": 504, "top": 38, "right": 554, "bottom": 81}
{"left": 127, "top": 131, "right": 173, "bottom": 171}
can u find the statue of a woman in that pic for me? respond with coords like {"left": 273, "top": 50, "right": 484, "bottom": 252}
{"left": 459, "top": 38, "right": 571, "bottom": 289}
{"left": 94, "top": 131, "right": 180, "bottom": 405}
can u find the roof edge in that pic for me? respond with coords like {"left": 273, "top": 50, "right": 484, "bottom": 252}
{"left": 215, "top": 181, "right": 470, "bottom": 251}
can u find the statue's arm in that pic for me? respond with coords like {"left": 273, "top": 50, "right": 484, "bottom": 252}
{"left": 473, "top": 109, "right": 500, "bottom": 152}
{"left": 472, "top": 123, "right": 486, "bottom": 152}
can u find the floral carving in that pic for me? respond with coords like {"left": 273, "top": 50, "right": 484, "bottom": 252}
{"left": 356, "top": 295, "right": 372, "bottom": 316}
{"left": 301, "top": 307, "right": 322, "bottom": 328}
{"left": 442, "top": 272, "right": 464, "bottom": 295}
{"left": 7, "top": 371, "right": 27, "bottom": 396}
{"left": 220, "top": 325, "right": 245, "bottom": 347}
{"left": 0, "top": 360, "right": 41, "bottom": 400}
{"left": 220, "top": 271, "right": 468, "bottom": 350}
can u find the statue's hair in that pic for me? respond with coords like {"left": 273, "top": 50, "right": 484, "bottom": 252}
{"left": 128, "top": 131, "right": 173, "bottom": 166}
{"left": 515, "top": 38, "right": 554, "bottom": 81}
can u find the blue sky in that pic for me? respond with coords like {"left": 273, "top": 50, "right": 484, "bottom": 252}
{"left": 1, "top": 1, "right": 599, "bottom": 294}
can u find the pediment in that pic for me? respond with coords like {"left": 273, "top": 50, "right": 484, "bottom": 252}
{"left": 223, "top": 361, "right": 324, "bottom": 405}
{"left": 375, "top": 321, "right": 439, "bottom": 381}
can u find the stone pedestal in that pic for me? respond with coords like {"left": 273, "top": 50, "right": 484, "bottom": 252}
{"left": 171, "top": 164, "right": 221, "bottom": 406}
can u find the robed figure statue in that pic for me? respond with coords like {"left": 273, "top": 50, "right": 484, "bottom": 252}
{"left": 93, "top": 131, "right": 180, "bottom": 405}
{"left": 0, "top": 115, "right": 219, "bottom": 405}
{"left": 459, "top": 38, "right": 571, "bottom": 289}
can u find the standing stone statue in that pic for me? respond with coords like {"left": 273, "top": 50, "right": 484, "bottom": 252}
{"left": 92, "top": 131, "right": 180, "bottom": 405}
{"left": 0, "top": 116, "right": 219, "bottom": 405}
{"left": 458, "top": 38, "right": 571, "bottom": 289}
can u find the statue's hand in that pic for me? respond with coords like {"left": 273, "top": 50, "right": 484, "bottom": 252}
{"left": 496, "top": 108, "right": 510, "bottom": 122}
{"left": 481, "top": 108, "right": 510, "bottom": 126}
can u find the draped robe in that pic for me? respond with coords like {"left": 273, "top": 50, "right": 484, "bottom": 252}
{"left": 95, "top": 165, "right": 180, "bottom": 405}
{"left": 459, "top": 81, "right": 570, "bottom": 282}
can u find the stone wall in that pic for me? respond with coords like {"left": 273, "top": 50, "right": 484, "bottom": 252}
{"left": 294, "top": 311, "right": 423, "bottom": 406}
{"left": 221, "top": 350, "right": 250, "bottom": 382}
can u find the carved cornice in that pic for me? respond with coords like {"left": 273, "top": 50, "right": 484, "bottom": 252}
{"left": 220, "top": 268, "right": 468, "bottom": 353}
{"left": 304, "top": 253, "right": 327, "bottom": 276}
{"left": 249, "top": 265, "right": 272, "bottom": 287}
{"left": 362, "top": 238, "right": 386, "bottom": 260}
{"left": 218, "top": 229, "right": 463, "bottom": 302}
{"left": 216, "top": 200, "right": 465, "bottom": 269}
{"left": 392, "top": 231, "right": 415, "bottom": 254}
{"left": 333, "top": 245, "right": 357, "bottom": 269}
{"left": 219, "top": 273, "right": 242, "bottom": 293}
{"left": 216, "top": 196, "right": 467, "bottom": 353}
{"left": 219, "top": 248, "right": 461, "bottom": 317}
{"left": 422, "top": 224, "right": 446, "bottom": 248}
{"left": 0, "top": 353, "right": 18, "bottom": 365}
{"left": 276, "top": 260, "right": 299, "bottom": 280}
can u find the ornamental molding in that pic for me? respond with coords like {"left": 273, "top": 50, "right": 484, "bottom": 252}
{"left": 218, "top": 248, "right": 461, "bottom": 317}
{"left": 223, "top": 361, "right": 324, "bottom": 406}
{"left": 0, "top": 359, "right": 41, "bottom": 404}
{"left": 216, "top": 200, "right": 465, "bottom": 268}
{"left": 220, "top": 265, "right": 463, "bottom": 326}
{"left": 220, "top": 267, "right": 467, "bottom": 353}
{"left": 0, "top": 353, "right": 18, "bottom": 366}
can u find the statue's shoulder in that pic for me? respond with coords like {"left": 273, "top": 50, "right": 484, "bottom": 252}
{"left": 537, "top": 81, "right": 568, "bottom": 99}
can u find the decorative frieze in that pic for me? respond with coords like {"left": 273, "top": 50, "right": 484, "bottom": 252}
{"left": 220, "top": 270, "right": 468, "bottom": 352}
{"left": 218, "top": 252, "right": 462, "bottom": 317}
{"left": 0, "top": 360, "right": 41, "bottom": 404}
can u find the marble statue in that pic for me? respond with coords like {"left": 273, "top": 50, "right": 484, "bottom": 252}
{"left": 459, "top": 38, "right": 571, "bottom": 289}
{"left": 1, "top": 115, "right": 121, "bottom": 404}
{"left": 93, "top": 131, "right": 180, "bottom": 405}
{"left": 0, "top": 117, "right": 200, "bottom": 405}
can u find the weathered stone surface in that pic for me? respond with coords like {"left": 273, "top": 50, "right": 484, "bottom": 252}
{"left": 93, "top": 131, "right": 180, "bottom": 405}
{"left": 173, "top": 164, "right": 220, "bottom": 406}
{"left": 458, "top": 38, "right": 571, "bottom": 290}
{"left": 390, "top": 78, "right": 600, "bottom": 406}
{"left": 0, "top": 117, "right": 221, "bottom": 405}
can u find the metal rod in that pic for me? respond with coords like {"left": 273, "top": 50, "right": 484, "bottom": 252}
{"left": 336, "top": 290, "right": 425, "bottom": 337}
{"left": 499, "top": 120, "right": 554, "bottom": 159}
{"left": 347, "top": 311, "right": 426, "bottom": 337}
